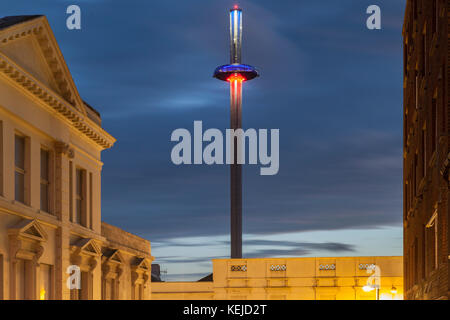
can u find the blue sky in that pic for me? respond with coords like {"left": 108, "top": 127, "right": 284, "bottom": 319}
{"left": 1, "top": 0, "right": 406, "bottom": 280}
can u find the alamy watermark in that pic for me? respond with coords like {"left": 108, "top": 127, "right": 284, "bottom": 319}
{"left": 66, "top": 5, "right": 81, "bottom": 30}
{"left": 170, "top": 121, "right": 279, "bottom": 176}
{"left": 366, "top": 5, "right": 381, "bottom": 30}
{"left": 66, "top": 265, "right": 81, "bottom": 290}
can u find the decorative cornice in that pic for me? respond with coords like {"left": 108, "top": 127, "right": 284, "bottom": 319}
{"left": 0, "top": 53, "right": 115, "bottom": 149}
{"left": 0, "top": 17, "right": 83, "bottom": 114}
{"left": 0, "top": 16, "right": 115, "bottom": 149}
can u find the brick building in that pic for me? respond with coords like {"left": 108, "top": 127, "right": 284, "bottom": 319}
{"left": 403, "top": 0, "right": 449, "bottom": 299}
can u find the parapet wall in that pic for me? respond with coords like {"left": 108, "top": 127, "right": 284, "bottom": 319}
{"left": 101, "top": 221, "right": 151, "bottom": 256}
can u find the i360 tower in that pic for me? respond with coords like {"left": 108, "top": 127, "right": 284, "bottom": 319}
{"left": 213, "top": 6, "right": 259, "bottom": 259}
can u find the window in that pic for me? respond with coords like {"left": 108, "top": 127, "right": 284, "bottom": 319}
{"left": 134, "top": 283, "right": 143, "bottom": 300}
{"left": 414, "top": 237, "right": 419, "bottom": 284}
{"left": 421, "top": 31, "right": 426, "bottom": 75}
{"left": 14, "top": 135, "right": 27, "bottom": 204}
{"left": 415, "top": 72, "right": 419, "bottom": 109}
{"left": 413, "top": 153, "right": 417, "bottom": 195}
{"left": 421, "top": 126, "right": 426, "bottom": 178}
{"left": 69, "top": 161, "right": 73, "bottom": 222}
{"left": 80, "top": 271, "right": 90, "bottom": 300}
{"left": 40, "top": 264, "right": 52, "bottom": 300}
{"left": 421, "top": 225, "right": 426, "bottom": 280}
{"left": 71, "top": 271, "right": 90, "bottom": 300}
{"left": 413, "top": 0, "right": 418, "bottom": 20}
{"left": 431, "top": 98, "right": 437, "bottom": 153}
{"left": 75, "top": 168, "right": 87, "bottom": 226}
{"left": 426, "top": 211, "right": 438, "bottom": 274}
{"left": 40, "top": 149, "right": 50, "bottom": 213}
{"left": 102, "top": 278, "right": 118, "bottom": 300}
{"left": 15, "top": 259, "right": 31, "bottom": 300}
{"left": 89, "top": 172, "right": 93, "bottom": 229}
{"left": 432, "top": 0, "right": 438, "bottom": 34}
{"left": 443, "top": 64, "right": 446, "bottom": 132}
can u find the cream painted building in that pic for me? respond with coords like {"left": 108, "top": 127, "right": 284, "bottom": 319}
{"left": 152, "top": 257, "right": 403, "bottom": 300}
{"left": 0, "top": 15, "right": 153, "bottom": 300}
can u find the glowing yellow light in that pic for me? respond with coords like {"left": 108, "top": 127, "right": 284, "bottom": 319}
{"left": 40, "top": 288, "right": 46, "bottom": 300}
{"left": 362, "top": 285, "right": 374, "bottom": 292}
{"left": 390, "top": 286, "right": 397, "bottom": 294}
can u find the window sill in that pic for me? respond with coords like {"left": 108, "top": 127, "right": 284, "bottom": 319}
{"left": 0, "top": 197, "right": 59, "bottom": 224}
{"left": 37, "top": 209, "right": 56, "bottom": 218}
{"left": 69, "top": 221, "right": 96, "bottom": 236}
{"left": 11, "top": 199, "right": 32, "bottom": 209}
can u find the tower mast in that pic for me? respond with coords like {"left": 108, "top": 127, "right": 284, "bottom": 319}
{"left": 213, "top": 6, "right": 259, "bottom": 259}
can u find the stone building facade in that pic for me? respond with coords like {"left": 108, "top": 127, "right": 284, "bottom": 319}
{"left": 0, "top": 15, "right": 153, "bottom": 300}
{"left": 152, "top": 257, "right": 403, "bottom": 300}
{"left": 402, "top": 0, "right": 449, "bottom": 299}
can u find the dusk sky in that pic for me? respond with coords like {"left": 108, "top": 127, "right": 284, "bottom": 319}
{"left": 1, "top": 0, "right": 406, "bottom": 280}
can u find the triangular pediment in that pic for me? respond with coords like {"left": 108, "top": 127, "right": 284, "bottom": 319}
{"left": 24, "top": 225, "right": 41, "bottom": 237}
{"left": 84, "top": 243, "right": 97, "bottom": 254}
{"left": 0, "top": 31, "right": 60, "bottom": 93}
{"left": 8, "top": 219, "right": 47, "bottom": 242}
{"left": 109, "top": 250, "right": 124, "bottom": 264}
{"left": 81, "top": 239, "right": 101, "bottom": 256}
{"left": 134, "top": 258, "right": 150, "bottom": 271}
{"left": 73, "top": 238, "right": 101, "bottom": 256}
{"left": 0, "top": 15, "right": 86, "bottom": 114}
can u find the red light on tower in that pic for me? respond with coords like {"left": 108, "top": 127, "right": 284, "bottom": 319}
{"left": 227, "top": 73, "right": 246, "bottom": 82}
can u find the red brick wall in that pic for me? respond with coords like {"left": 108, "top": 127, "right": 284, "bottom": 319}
{"left": 403, "top": 0, "right": 449, "bottom": 300}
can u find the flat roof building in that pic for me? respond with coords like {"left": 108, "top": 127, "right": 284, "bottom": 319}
{"left": 152, "top": 256, "right": 403, "bottom": 300}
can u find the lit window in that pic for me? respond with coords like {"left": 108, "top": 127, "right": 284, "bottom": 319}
{"left": 40, "top": 264, "right": 52, "bottom": 300}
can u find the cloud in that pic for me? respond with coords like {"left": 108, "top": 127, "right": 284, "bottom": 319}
{"left": 244, "top": 240, "right": 356, "bottom": 258}
{"left": 155, "top": 256, "right": 225, "bottom": 265}
{"left": 153, "top": 239, "right": 355, "bottom": 264}
{"left": 244, "top": 240, "right": 356, "bottom": 252}
{"left": 0, "top": 0, "right": 406, "bottom": 280}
